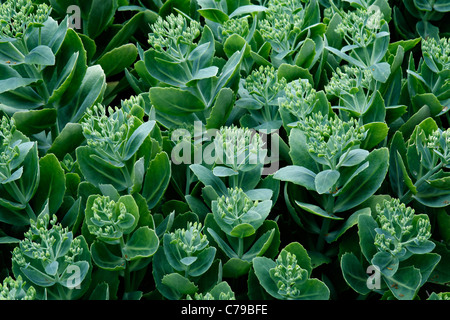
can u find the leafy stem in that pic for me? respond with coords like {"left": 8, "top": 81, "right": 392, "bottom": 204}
{"left": 400, "top": 161, "right": 444, "bottom": 204}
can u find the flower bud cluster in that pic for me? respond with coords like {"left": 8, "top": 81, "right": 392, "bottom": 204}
{"left": 216, "top": 187, "right": 259, "bottom": 226}
{"left": 426, "top": 128, "right": 450, "bottom": 165}
{"left": 336, "top": 8, "right": 382, "bottom": 47}
{"left": 269, "top": 250, "right": 307, "bottom": 299}
{"left": 0, "top": 0, "right": 50, "bottom": 39}
{"left": 244, "top": 65, "right": 287, "bottom": 104}
{"left": 374, "top": 199, "right": 432, "bottom": 256}
{"left": 222, "top": 17, "right": 249, "bottom": 39}
{"left": 214, "top": 125, "right": 266, "bottom": 171}
{"left": 259, "top": 1, "right": 303, "bottom": 53}
{"left": 148, "top": 13, "right": 201, "bottom": 56}
{"left": 0, "top": 116, "right": 18, "bottom": 169}
{"left": 297, "top": 113, "right": 366, "bottom": 166}
{"left": 0, "top": 276, "right": 36, "bottom": 300}
{"left": 325, "top": 65, "right": 373, "bottom": 98}
{"left": 169, "top": 222, "right": 209, "bottom": 256}
{"left": 12, "top": 214, "right": 82, "bottom": 268}
{"left": 82, "top": 104, "right": 132, "bottom": 164}
{"left": 187, "top": 291, "right": 235, "bottom": 300}
{"left": 89, "top": 196, "right": 133, "bottom": 241}
{"left": 422, "top": 37, "right": 450, "bottom": 71}
{"left": 280, "top": 79, "right": 317, "bottom": 120}
{"left": 120, "top": 94, "right": 145, "bottom": 114}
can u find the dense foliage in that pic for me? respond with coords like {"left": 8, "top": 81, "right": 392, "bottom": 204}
{"left": 0, "top": 0, "right": 449, "bottom": 301}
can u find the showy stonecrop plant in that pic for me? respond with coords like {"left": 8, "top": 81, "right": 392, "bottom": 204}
{"left": 274, "top": 112, "right": 389, "bottom": 254}
{"left": 237, "top": 65, "right": 287, "bottom": 130}
{"left": 0, "top": 115, "right": 66, "bottom": 230}
{"left": 78, "top": 104, "right": 164, "bottom": 197}
{"left": 326, "top": 5, "right": 391, "bottom": 83}
{"left": 0, "top": 0, "right": 107, "bottom": 153}
{"left": 252, "top": 242, "right": 330, "bottom": 300}
{"left": 275, "top": 112, "right": 386, "bottom": 212}
{"left": 205, "top": 186, "right": 279, "bottom": 278}
{"left": 0, "top": 275, "right": 36, "bottom": 300}
{"left": 279, "top": 78, "right": 330, "bottom": 129}
{"left": 85, "top": 192, "right": 159, "bottom": 298}
{"left": 341, "top": 198, "right": 440, "bottom": 300}
{"left": 153, "top": 221, "right": 220, "bottom": 300}
{"left": 258, "top": 0, "right": 325, "bottom": 68}
{"left": 213, "top": 125, "right": 267, "bottom": 180}
{"left": 407, "top": 36, "right": 450, "bottom": 118}
{"left": 325, "top": 65, "right": 386, "bottom": 123}
{"left": 86, "top": 194, "right": 159, "bottom": 269}
{"left": 138, "top": 12, "right": 244, "bottom": 131}
{"left": 389, "top": 117, "right": 450, "bottom": 208}
{"left": 11, "top": 214, "right": 92, "bottom": 300}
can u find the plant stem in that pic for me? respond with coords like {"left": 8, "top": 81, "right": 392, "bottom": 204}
{"left": 237, "top": 237, "right": 244, "bottom": 258}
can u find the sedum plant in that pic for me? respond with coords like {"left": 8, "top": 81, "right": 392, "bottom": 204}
{"left": 11, "top": 213, "right": 92, "bottom": 300}
{"left": 86, "top": 192, "right": 159, "bottom": 298}
{"left": 213, "top": 125, "right": 267, "bottom": 180}
{"left": 153, "top": 221, "right": 219, "bottom": 300}
{"left": 205, "top": 186, "right": 279, "bottom": 278}
{"left": 237, "top": 65, "right": 287, "bottom": 130}
{"left": 252, "top": 242, "right": 330, "bottom": 300}
{"left": 341, "top": 198, "right": 440, "bottom": 300}
{"left": 407, "top": 36, "right": 450, "bottom": 118}
{"left": 389, "top": 117, "right": 450, "bottom": 208}
{"left": 0, "top": 275, "right": 36, "bottom": 300}
{"left": 78, "top": 104, "right": 160, "bottom": 196}
{"left": 326, "top": 5, "right": 391, "bottom": 83}
{"left": 0, "top": 0, "right": 50, "bottom": 40}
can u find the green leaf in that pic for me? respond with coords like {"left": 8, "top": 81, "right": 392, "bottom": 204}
{"left": 273, "top": 165, "right": 316, "bottom": 191}
{"left": 358, "top": 214, "right": 378, "bottom": 262}
{"left": 252, "top": 256, "right": 281, "bottom": 299}
{"left": 205, "top": 88, "right": 234, "bottom": 130}
{"left": 97, "top": 44, "right": 138, "bottom": 77}
{"left": 370, "top": 62, "right": 391, "bottom": 83}
{"left": 334, "top": 148, "right": 389, "bottom": 213}
{"left": 86, "top": 0, "right": 118, "bottom": 39}
{"left": 149, "top": 87, "right": 206, "bottom": 116}
{"left": 198, "top": 9, "right": 229, "bottom": 23}
{"left": 47, "top": 123, "right": 85, "bottom": 160}
{"left": 188, "top": 247, "right": 217, "bottom": 277}
{"left": 228, "top": 5, "right": 267, "bottom": 18}
{"left": 12, "top": 109, "right": 57, "bottom": 136}
{"left": 161, "top": 273, "right": 198, "bottom": 295}
{"left": 384, "top": 266, "right": 422, "bottom": 300}
{"left": 212, "top": 166, "right": 238, "bottom": 177}
{"left": 338, "top": 149, "right": 369, "bottom": 168}
{"left": 190, "top": 164, "right": 228, "bottom": 196}
{"left": 20, "top": 265, "right": 56, "bottom": 287}
{"left": 25, "top": 45, "right": 55, "bottom": 66}
{"left": 142, "top": 152, "right": 171, "bottom": 209}
{"left": 230, "top": 223, "right": 256, "bottom": 238}
{"left": 340, "top": 252, "right": 372, "bottom": 295}
{"left": 122, "top": 227, "right": 159, "bottom": 260}
{"left": 30, "top": 153, "right": 65, "bottom": 215}
{"left": 91, "top": 241, "right": 126, "bottom": 271}
{"left": 315, "top": 169, "right": 340, "bottom": 194}
{"left": 222, "top": 258, "right": 252, "bottom": 278}
{"left": 295, "top": 201, "right": 343, "bottom": 220}
{"left": 0, "top": 77, "right": 40, "bottom": 95}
